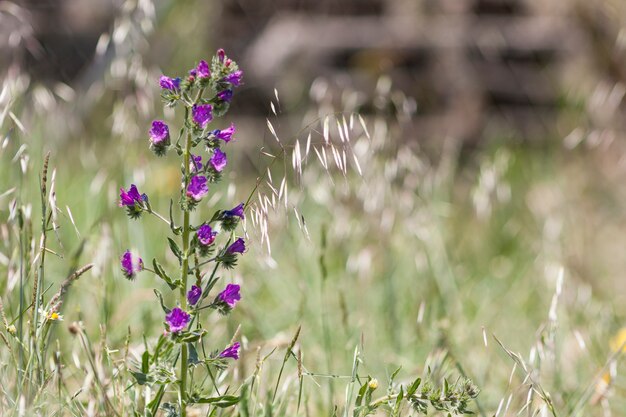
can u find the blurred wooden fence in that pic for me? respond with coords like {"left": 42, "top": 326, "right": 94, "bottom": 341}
{"left": 219, "top": 0, "right": 594, "bottom": 143}
{"left": 2, "top": 0, "right": 625, "bottom": 143}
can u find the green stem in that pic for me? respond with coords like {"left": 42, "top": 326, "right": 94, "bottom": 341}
{"left": 31, "top": 153, "right": 50, "bottom": 388}
{"left": 179, "top": 124, "right": 192, "bottom": 417}
{"left": 17, "top": 207, "right": 25, "bottom": 388}
{"left": 147, "top": 209, "right": 171, "bottom": 226}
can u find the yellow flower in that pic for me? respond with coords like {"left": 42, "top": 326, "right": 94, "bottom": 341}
{"left": 368, "top": 378, "right": 379, "bottom": 390}
{"left": 48, "top": 311, "right": 63, "bottom": 321}
{"left": 40, "top": 308, "right": 63, "bottom": 322}
{"left": 593, "top": 327, "right": 626, "bottom": 404}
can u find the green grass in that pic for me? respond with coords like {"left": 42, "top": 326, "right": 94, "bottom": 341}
{"left": 1, "top": 104, "right": 624, "bottom": 415}
{"left": 1, "top": 7, "right": 626, "bottom": 412}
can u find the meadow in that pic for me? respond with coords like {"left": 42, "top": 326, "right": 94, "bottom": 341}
{"left": 1, "top": 2, "right": 626, "bottom": 416}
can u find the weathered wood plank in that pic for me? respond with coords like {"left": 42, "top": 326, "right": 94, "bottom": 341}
{"left": 244, "top": 15, "right": 585, "bottom": 79}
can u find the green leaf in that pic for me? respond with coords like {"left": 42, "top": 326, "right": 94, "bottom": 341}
{"left": 141, "top": 350, "right": 150, "bottom": 374}
{"left": 395, "top": 387, "right": 404, "bottom": 408}
{"left": 353, "top": 404, "right": 378, "bottom": 417}
{"left": 147, "top": 386, "right": 167, "bottom": 417}
{"left": 130, "top": 371, "right": 149, "bottom": 386}
{"left": 355, "top": 379, "right": 369, "bottom": 407}
{"left": 153, "top": 289, "right": 171, "bottom": 314}
{"left": 209, "top": 210, "right": 221, "bottom": 223}
{"left": 390, "top": 366, "right": 402, "bottom": 384}
{"left": 169, "top": 200, "right": 181, "bottom": 235}
{"left": 188, "top": 343, "right": 200, "bottom": 366}
{"left": 152, "top": 259, "right": 179, "bottom": 290}
{"left": 175, "top": 330, "right": 206, "bottom": 343}
{"left": 167, "top": 238, "right": 183, "bottom": 264}
{"left": 407, "top": 377, "right": 421, "bottom": 397}
{"left": 189, "top": 395, "right": 240, "bottom": 407}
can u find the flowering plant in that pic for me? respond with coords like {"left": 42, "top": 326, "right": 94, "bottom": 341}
{"left": 119, "top": 50, "right": 244, "bottom": 417}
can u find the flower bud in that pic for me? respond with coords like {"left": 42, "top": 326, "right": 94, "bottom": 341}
{"left": 368, "top": 379, "right": 378, "bottom": 390}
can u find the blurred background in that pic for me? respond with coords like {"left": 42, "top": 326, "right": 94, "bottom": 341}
{"left": 1, "top": 0, "right": 626, "bottom": 415}
{"left": 2, "top": 0, "right": 626, "bottom": 142}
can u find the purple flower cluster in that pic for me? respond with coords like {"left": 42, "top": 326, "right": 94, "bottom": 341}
{"left": 149, "top": 120, "right": 170, "bottom": 155}
{"left": 219, "top": 342, "right": 240, "bottom": 360}
{"left": 192, "top": 104, "right": 213, "bottom": 128}
{"left": 197, "top": 224, "right": 216, "bottom": 246}
{"left": 219, "top": 203, "right": 245, "bottom": 231}
{"left": 119, "top": 184, "right": 147, "bottom": 219}
{"left": 211, "top": 283, "right": 241, "bottom": 315}
{"left": 224, "top": 203, "right": 245, "bottom": 219}
{"left": 166, "top": 307, "right": 190, "bottom": 333}
{"left": 120, "top": 51, "right": 247, "bottom": 383}
{"left": 159, "top": 75, "right": 181, "bottom": 91}
{"left": 187, "top": 285, "right": 202, "bottom": 306}
{"left": 119, "top": 184, "right": 144, "bottom": 207}
{"left": 210, "top": 149, "right": 228, "bottom": 172}
{"left": 218, "top": 89, "right": 233, "bottom": 102}
{"left": 120, "top": 250, "right": 143, "bottom": 280}
{"left": 186, "top": 175, "right": 209, "bottom": 201}
{"left": 213, "top": 123, "right": 236, "bottom": 142}
{"left": 191, "top": 154, "right": 203, "bottom": 172}
{"left": 218, "top": 284, "right": 241, "bottom": 307}
{"left": 149, "top": 120, "right": 170, "bottom": 145}
{"left": 196, "top": 60, "right": 210, "bottom": 79}
{"left": 227, "top": 238, "right": 246, "bottom": 254}
{"left": 223, "top": 70, "right": 243, "bottom": 87}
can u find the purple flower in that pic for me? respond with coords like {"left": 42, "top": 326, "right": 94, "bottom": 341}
{"left": 192, "top": 104, "right": 213, "bottom": 128}
{"left": 218, "top": 284, "right": 241, "bottom": 308}
{"left": 120, "top": 250, "right": 143, "bottom": 280}
{"left": 223, "top": 70, "right": 243, "bottom": 87}
{"left": 213, "top": 284, "right": 241, "bottom": 313}
{"left": 159, "top": 75, "right": 181, "bottom": 91}
{"left": 219, "top": 342, "right": 240, "bottom": 360}
{"left": 209, "top": 148, "right": 228, "bottom": 172}
{"left": 188, "top": 68, "right": 197, "bottom": 78}
{"left": 227, "top": 238, "right": 246, "bottom": 254}
{"left": 217, "top": 89, "right": 233, "bottom": 102}
{"left": 220, "top": 203, "right": 244, "bottom": 231}
{"left": 119, "top": 184, "right": 147, "bottom": 218}
{"left": 186, "top": 175, "right": 209, "bottom": 201}
{"left": 187, "top": 285, "right": 202, "bottom": 306}
{"left": 197, "top": 224, "right": 216, "bottom": 246}
{"left": 217, "top": 48, "right": 225, "bottom": 63}
{"left": 191, "top": 154, "right": 203, "bottom": 172}
{"left": 215, "top": 123, "right": 236, "bottom": 142}
{"left": 165, "top": 307, "right": 190, "bottom": 333}
{"left": 119, "top": 184, "right": 145, "bottom": 207}
{"left": 149, "top": 120, "right": 170, "bottom": 145}
{"left": 196, "top": 60, "right": 210, "bottom": 79}
{"left": 224, "top": 203, "right": 245, "bottom": 219}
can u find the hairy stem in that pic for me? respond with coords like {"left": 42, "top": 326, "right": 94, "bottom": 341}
{"left": 179, "top": 125, "right": 192, "bottom": 417}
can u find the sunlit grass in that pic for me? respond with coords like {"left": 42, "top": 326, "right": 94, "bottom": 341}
{"left": 1, "top": 0, "right": 626, "bottom": 414}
